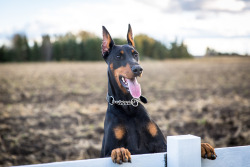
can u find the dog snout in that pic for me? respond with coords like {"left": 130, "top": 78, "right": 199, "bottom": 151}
{"left": 132, "top": 65, "right": 143, "bottom": 76}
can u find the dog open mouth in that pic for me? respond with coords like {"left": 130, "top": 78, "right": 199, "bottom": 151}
{"left": 120, "top": 76, "right": 141, "bottom": 98}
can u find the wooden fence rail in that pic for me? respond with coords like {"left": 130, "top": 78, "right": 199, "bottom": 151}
{"left": 16, "top": 135, "right": 250, "bottom": 167}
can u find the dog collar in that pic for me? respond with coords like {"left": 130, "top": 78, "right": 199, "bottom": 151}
{"left": 106, "top": 93, "right": 147, "bottom": 107}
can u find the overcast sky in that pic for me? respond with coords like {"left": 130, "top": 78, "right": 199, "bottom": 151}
{"left": 0, "top": 0, "right": 250, "bottom": 55}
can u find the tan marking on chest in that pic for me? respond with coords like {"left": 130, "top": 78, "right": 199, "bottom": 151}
{"left": 113, "top": 125, "right": 126, "bottom": 140}
{"left": 147, "top": 122, "right": 158, "bottom": 137}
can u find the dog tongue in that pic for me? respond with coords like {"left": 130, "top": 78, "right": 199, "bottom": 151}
{"left": 127, "top": 78, "right": 141, "bottom": 98}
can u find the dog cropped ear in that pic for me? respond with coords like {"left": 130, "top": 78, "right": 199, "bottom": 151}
{"left": 127, "top": 24, "right": 135, "bottom": 47}
{"left": 102, "top": 26, "right": 114, "bottom": 59}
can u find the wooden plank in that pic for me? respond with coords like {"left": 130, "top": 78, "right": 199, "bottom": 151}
{"left": 202, "top": 146, "right": 250, "bottom": 167}
{"left": 16, "top": 152, "right": 166, "bottom": 167}
{"left": 167, "top": 135, "right": 201, "bottom": 167}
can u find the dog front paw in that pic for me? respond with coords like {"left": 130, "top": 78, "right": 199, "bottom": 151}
{"left": 111, "top": 147, "right": 131, "bottom": 164}
{"left": 201, "top": 143, "right": 217, "bottom": 160}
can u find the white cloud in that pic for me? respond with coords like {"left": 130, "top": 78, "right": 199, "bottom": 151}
{"left": 202, "top": 0, "right": 246, "bottom": 12}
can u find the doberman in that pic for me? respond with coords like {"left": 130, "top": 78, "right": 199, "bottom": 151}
{"left": 100, "top": 24, "right": 217, "bottom": 164}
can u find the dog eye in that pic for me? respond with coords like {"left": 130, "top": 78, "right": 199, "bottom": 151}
{"left": 116, "top": 55, "right": 122, "bottom": 60}
{"left": 133, "top": 53, "right": 139, "bottom": 60}
{"left": 134, "top": 54, "right": 138, "bottom": 58}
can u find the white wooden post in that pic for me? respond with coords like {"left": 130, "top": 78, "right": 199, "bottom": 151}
{"left": 167, "top": 135, "right": 201, "bottom": 167}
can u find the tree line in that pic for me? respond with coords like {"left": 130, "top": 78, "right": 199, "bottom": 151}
{"left": 205, "top": 47, "right": 248, "bottom": 57}
{"left": 0, "top": 31, "right": 192, "bottom": 62}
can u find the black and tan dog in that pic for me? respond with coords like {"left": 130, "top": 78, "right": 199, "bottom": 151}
{"left": 100, "top": 24, "right": 216, "bottom": 164}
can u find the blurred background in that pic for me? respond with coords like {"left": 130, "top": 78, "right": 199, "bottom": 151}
{"left": 0, "top": 0, "right": 250, "bottom": 166}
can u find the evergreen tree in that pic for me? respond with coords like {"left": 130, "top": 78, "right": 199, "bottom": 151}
{"left": 0, "top": 45, "right": 7, "bottom": 62}
{"left": 170, "top": 40, "right": 192, "bottom": 58}
{"left": 11, "top": 34, "right": 31, "bottom": 61}
{"left": 135, "top": 34, "right": 170, "bottom": 59}
{"left": 31, "top": 41, "right": 42, "bottom": 61}
{"left": 83, "top": 38, "right": 102, "bottom": 61}
{"left": 41, "top": 35, "right": 52, "bottom": 61}
{"left": 152, "top": 42, "right": 170, "bottom": 59}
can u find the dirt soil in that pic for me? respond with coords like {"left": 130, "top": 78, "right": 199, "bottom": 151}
{"left": 0, "top": 57, "right": 250, "bottom": 166}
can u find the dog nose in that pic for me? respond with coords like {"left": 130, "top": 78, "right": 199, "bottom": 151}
{"left": 132, "top": 65, "right": 143, "bottom": 76}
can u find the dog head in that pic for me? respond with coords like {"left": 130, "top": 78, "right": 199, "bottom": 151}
{"left": 102, "top": 24, "right": 143, "bottom": 98}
